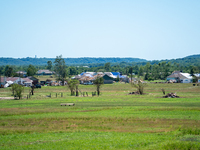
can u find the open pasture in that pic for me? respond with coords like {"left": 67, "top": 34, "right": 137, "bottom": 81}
{"left": 0, "top": 83, "right": 200, "bottom": 149}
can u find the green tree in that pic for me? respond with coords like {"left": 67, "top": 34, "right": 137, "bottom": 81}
{"left": 10, "top": 84, "right": 24, "bottom": 99}
{"left": 67, "top": 79, "right": 79, "bottom": 96}
{"left": 27, "top": 65, "right": 36, "bottom": 76}
{"left": 54, "top": 55, "right": 67, "bottom": 86}
{"left": 47, "top": 61, "right": 53, "bottom": 70}
{"left": 190, "top": 66, "right": 195, "bottom": 76}
{"left": 5, "top": 65, "right": 13, "bottom": 77}
{"left": 151, "top": 64, "right": 160, "bottom": 80}
{"left": 138, "top": 66, "right": 144, "bottom": 77}
{"left": 10, "top": 83, "right": 18, "bottom": 96}
{"left": 69, "top": 67, "right": 77, "bottom": 75}
{"left": 93, "top": 76, "right": 104, "bottom": 96}
{"left": 15, "top": 84, "right": 24, "bottom": 99}
{"left": 104, "top": 62, "right": 111, "bottom": 72}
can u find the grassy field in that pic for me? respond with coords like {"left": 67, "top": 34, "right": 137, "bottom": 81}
{"left": 0, "top": 83, "right": 200, "bottom": 149}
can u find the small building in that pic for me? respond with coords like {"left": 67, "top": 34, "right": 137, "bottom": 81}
{"left": 36, "top": 70, "right": 54, "bottom": 75}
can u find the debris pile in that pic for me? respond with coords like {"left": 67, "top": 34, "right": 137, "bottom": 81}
{"left": 128, "top": 91, "right": 140, "bottom": 95}
{"left": 163, "top": 93, "right": 179, "bottom": 98}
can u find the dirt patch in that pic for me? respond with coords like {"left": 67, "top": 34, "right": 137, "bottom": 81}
{"left": 0, "top": 97, "right": 14, "bottom": 100}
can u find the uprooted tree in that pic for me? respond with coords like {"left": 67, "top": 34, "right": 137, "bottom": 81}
{"left": 130, "top": 78, "right": 146, "bottom": 95}
{"left": 93, "top": 76, "right": 104, "bottom": 96}
{"left": 67, "top": 79, "right": 79, "bottom": 96}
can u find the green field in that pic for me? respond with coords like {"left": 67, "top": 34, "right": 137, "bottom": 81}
{"left": 0, "top": 83, "right": 200, "bottom": 149}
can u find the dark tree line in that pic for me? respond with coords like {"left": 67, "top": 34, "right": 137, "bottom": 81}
{"left": 1, "top": 57, "right": 200, "bottom": 81}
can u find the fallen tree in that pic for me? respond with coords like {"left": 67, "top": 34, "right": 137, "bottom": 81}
{"left": 163, "top": 93, "right": 179, "bottom": 98}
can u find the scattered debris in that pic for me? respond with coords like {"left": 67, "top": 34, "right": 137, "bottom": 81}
{"left": 128, "top": 91, "right": 140, "bottom": 95}
{"left": 163, "top": 93, "right": 179, "bottom": 98}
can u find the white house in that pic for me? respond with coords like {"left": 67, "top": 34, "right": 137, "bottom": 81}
{"left": 167, "top": 71, "right": 193, "bottom": 83}
{"left": 180, "top": 73, "right": 193, "bottom": 83}
{"left": 6, "top": 77, "right": 23, "bottom": 84}
{"left": 6, "top": 77, "right": 33, "bottom": 86}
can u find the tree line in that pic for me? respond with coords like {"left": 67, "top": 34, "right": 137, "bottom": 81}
{"left": 0, "top": 56, "right": 200, "bottom": 81}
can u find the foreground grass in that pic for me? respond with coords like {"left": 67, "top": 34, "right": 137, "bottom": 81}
{"left": 0, "top": 83, "right": 200, "bottom": 149}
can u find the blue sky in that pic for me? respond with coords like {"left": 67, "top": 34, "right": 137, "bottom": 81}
{"left": 0, "top": 0, "right": 200, "bottom": 60}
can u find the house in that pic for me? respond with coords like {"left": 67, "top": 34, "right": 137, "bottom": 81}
{"left": 120, "top": 75, "right": 129, "bottom": 83}
{"left": 22, "top": 78, "right": 33, "bottom": 87}
{"left": 111, "top": 72, "right": 122, "bottom": 78}
{"left": 180, "top": 73, "right": 193, "bottom": 83}
{"left": 102, "top": 74, "right": 114, "bottom": 84}
{"left": 16, "top": 71, "right": 27, "bottom": 77}
{"left": 111, "top": 72, "right": 125, "bottom": 81}
{"left": 0, "top": 77, "right": 7, "bottom": 88}
{"left": 6, "top": 77, "right": 23, "bottom": 84}
{"left": 36, "top": 70, "right": 54, "bottom": 75}
{"left": 72, "top": 75, "right": 81, "bottom": 80}
{"left": 5, "top": 77, "right": 33, "bottom": 86}
{"left": 79, "top": 76, "right": 94, "bottom": 84}
{"left": 27, "top": 76, "right": 39, "bottom": 85}
{"left": 167, "top": 71, "right": 193, "bottom": 83}
{"left": 104, "top": 72, "right": 117, "bottom": 79}
{"left": 80, "top": 72, "right": 96, "bottom": 76}
{"left": 94, "top": 72, "right": 104, "bottom": 76}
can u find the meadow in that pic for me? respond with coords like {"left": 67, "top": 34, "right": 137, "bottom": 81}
{"left": 0, "top": 82, "right": 200, "bottom": 149}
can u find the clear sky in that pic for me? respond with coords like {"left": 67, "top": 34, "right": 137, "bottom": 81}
{"left": 0, "top": 0, "right": 200, "bottom": 60}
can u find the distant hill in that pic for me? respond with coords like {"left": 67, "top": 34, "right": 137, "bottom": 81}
{"left": 184, "top": 54, "right": 200, "bottom": 59}
{"left": 0, "top": 57, "right": 147, "bottom": 66}
{"left": 0, "top": 55, "right": 200, "bottom": 66}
